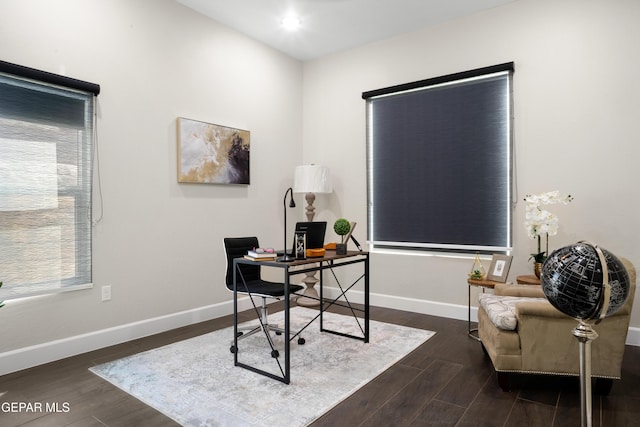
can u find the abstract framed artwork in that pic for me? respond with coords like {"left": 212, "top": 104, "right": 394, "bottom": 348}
{"left": 486, "top": 254, "right": 513, "bottom": 282}
{"left": 177, "top": 117, "right": 250, "bottom": 184}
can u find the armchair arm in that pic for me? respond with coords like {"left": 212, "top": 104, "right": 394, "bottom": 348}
{"left": 515, "top": 300, "right": 569, "bottom": 319}
{"left": 495, "top": 283, "right": 545, "bottom": 298}
{"left": 514, "top": 294, "right": 631, "bottom": 378}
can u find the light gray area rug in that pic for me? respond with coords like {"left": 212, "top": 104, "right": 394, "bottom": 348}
{"left": 90, "top": 307, "right": 435, "bottom": 427}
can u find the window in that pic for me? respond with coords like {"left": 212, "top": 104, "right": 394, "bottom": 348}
{"left": 0, "top": 61, "right": 99, "bottom": 300}
{"left": 363, "top": 63, "right": 514, "bottom": 253}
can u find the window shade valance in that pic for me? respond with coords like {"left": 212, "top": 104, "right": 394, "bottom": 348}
{"left": 0, "top": 60, "right": 100, "bottom": 96}
{"left": 362, "top": 62, "right": 513, "bottom": 100}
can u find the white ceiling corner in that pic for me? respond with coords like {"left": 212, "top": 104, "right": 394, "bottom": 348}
{"left": 175, "top": 0, "right": 517, "bottom": 61}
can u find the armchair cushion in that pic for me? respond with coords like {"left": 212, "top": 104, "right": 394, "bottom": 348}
{"left": 479, "top": 293, "right": 547, "bottom": 330}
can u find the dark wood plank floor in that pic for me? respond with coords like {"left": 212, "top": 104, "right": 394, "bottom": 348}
{"left": 1, "top": 302, "right": 639, "bottom": 426}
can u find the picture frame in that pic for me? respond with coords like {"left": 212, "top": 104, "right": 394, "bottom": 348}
{"left": 486, "top": 254, "right": 513, "bottom": 282}
{"left": 177, "top": 117, "right": 250, "bottom": 184}
{"left": 294, "top": 231, "right": 307, "bottom": 260}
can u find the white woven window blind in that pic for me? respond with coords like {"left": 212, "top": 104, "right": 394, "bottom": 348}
{"left": 0, "top": 65, "right": 98, "bottom": 300}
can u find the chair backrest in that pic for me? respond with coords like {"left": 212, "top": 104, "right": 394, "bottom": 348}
{"left": 223, "top": 237, "right": 261, "bottom": 290}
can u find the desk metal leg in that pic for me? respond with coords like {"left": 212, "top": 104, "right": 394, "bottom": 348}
{"left": 319, "top": 261, "right": 324, "bottom": 331}
{"left": 364, "top": 254, "right": 369, "bottom": 343}
{"left": 233, "top": 260, "right": 290, "bottom": 384}
{"left": 283, "top": 267, "right": 291, "bottom": 384}
{"left": 233, "top": 263, "right": 239, "bottom": 365}
{"left": 320, "top": 258, "right": 368, "bottom": 341}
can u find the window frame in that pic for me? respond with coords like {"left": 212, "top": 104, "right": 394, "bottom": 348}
{"left": 0, "top": 61, "right": 99, "bottom": 300}
{"left": 363, "top": 63, "right": 514, "bottom": 255}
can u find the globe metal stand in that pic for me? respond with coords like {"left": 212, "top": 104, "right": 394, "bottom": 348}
{"left": 573, "top": 321, "right": 598, "bottom": 427}
{"left": 573, "top": 243, "right": 610, "bottom": 427}
{"left": 542, "top": 241, "right": 629, "bottom": 427}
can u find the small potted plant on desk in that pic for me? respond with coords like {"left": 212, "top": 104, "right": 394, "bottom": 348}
{"left": 333, "top": 218, "right": 351, "bottom": 255}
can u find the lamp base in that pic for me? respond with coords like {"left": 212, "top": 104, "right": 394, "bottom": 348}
{"left": 296, "top": 270, "right": 321, "bottom": 307}
{"left": 277, "top": 254, "right": 296, "bottom": 263}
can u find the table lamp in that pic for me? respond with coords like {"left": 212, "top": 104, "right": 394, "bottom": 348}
{"left": 293, "top": 165, "right": 332, "bottom": 222}
{"left": 293, "top": 165, "right": 332, "bottom": 306}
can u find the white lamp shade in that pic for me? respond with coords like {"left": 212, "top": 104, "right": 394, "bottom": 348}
{"left": 293, "top": 165, "right": 332, "bottom": 194}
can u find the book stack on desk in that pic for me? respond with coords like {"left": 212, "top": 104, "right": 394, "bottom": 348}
{"left": 244, "top": 248, "right": 276, "bottom": 261}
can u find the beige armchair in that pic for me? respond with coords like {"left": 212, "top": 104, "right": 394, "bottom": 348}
{"left": 478, "top": 258, "right": 636, "bottom": 393}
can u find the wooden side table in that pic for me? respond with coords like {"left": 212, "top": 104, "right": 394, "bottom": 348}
{"left": 467, "top": 278, "right": 500, "bottom": 341}
{"left": 516, "top": 275, "right": 541, "bottom": 285}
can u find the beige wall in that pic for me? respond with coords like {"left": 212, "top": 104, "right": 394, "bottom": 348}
{"left": 1, "top": 0, "right": 639, "bottom": 374}
{"left": 302, "top": 0, "right": 640, "bottom": 327}
{"left": 0, "top": 0, "right": 303, "bottom": 361}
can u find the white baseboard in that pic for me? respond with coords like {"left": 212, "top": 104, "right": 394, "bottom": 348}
{"left": 627, "top": 327, "right": 640, "bottom": 346}
{"left": 2, "top": 290, "right": 638, "bottom": 376}
{"left": 0, "top": 297, "right": 253, "bottom": 377}
{"left": 322, "top": 286, "right": 469, "bottom": 321}
{"left": 322, "top": 287, "right": 640, "bottom": 346}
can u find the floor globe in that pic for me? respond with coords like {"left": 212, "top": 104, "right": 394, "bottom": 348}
{"left": 541, "top": 242, "right": 630, "bottom": 321}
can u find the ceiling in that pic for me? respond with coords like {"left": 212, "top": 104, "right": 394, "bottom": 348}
{"left": 176, "top": 0, "right": 517, "bottom": 61}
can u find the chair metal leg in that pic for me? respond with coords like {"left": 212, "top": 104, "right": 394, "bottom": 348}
{"left": 232, "top": 296, "right": 304, "bottom": 353}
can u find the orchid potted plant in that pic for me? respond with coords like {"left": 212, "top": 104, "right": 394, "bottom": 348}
{"left": 524, "top": 191, "right": 573, "bottom": 275}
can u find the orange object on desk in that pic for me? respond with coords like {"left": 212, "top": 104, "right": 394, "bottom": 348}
{"left": 323, "top": 242, "right": 337, "bottom": 250}
{"left": 306, "top": 248, "right": 326, "bottom": 257}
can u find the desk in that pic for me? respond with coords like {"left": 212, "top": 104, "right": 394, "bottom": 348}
{"left": 233, "top": 250, "right": 369, "bottom": 384}
{"left": 467, "top": 278, "right": 500, "bottom": 341}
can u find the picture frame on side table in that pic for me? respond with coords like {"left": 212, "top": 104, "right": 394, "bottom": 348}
{"left": 177, "top": 117, "right": 250, "bottom": 184}
{"left": 486, "top": 254, "right": 513, "bottom": 282}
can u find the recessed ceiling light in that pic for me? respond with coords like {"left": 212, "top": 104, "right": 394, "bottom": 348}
{"left": 281, "top": 15, "right": 301, "bottom": 30}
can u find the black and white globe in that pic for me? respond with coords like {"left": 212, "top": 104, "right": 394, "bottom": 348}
{"left": 541, "top": 242, "right": 630, "bottom": 321}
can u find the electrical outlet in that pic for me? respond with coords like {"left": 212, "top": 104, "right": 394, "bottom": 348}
{"left": 101, "top": 285, "right": 111, "bottom": 301}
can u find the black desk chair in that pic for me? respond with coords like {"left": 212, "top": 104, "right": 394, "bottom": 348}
{"left": 224, "top": 237, "right": 306, "bottom": 358}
